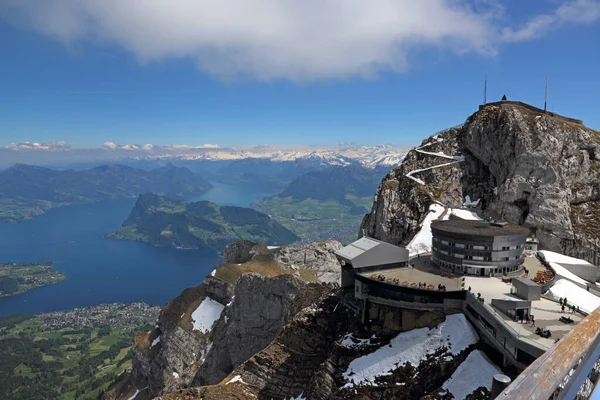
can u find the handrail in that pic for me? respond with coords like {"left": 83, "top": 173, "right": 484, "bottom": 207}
{"left": 466, "top": 293, "right": 548, "bottom": 352}
{"left": 496, "top": 306, "right": 600, "bottom": 399}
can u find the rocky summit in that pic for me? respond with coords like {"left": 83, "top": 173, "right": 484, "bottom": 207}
{"left": 361, "top": 101, "right": 600, "bottom": 265}
{"left": 102, "top": 240, "right": 342, "bottom": 400}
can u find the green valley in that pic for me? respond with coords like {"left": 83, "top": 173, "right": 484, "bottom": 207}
{"left": 0, "top": 302, "right": 159, "bottom": 400}
{"left": 252, "top": 165, "right": 383, "bottom": 244}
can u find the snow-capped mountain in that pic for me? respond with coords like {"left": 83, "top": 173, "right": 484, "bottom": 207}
{"left": 149, "top": 145, "right": 406, "bottom": 169}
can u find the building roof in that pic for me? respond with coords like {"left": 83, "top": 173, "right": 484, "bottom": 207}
{"left": 512, "top": 277, "right": 539, "bottom": 287}
{"left": 335, "top": 237, "right": 409, "bottom": 269}
{"left": 431, "top": 220, "right": 529, "bottom": 237}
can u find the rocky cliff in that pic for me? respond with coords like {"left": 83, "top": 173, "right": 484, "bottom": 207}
{"left": 103, "top": 240, "right": 342, "bottom": 400}
{"left": 361, "top": 101, "right": 600, "bottom": 265}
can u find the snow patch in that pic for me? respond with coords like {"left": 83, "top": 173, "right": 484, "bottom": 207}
{"left": 267, "top": 246, "right": 280, "bottom": 250}
{"left": 539, "top": 251, "right": 595, "bottom": 268}
{"left": 448, "top": 208, "right": 482, "bottom": 221}
{"left": 546, "top": 279, "right": 600, "bottom": 314}
{"left": 150, "top": 336, "right": 160, "bottom": 348}
{"left": 340, "top": 333, "right": 374, "bottom": 348}
{"left": 127, "top": 387, "right": 147, "bottom": 400}
{"left": 226, "top": 375, "right": 245, "bottom": 385}
{"left": 442, "top": 350, "right": 501, "bottom": 400}
{"left": 463, "top": 195, "right": 480, "bottom": 207}
{"left": 127, "top": 389, "right": 140, "bottom": 400}
{"left": 406, "top": 203, "right": 445, "bottom": 256}
{"left": 191, "top": 297, "right": 225, "bottom": 333}
{"left": 288, "top": 394, "right": 306, "bottom": 400}
{"left": 343, "top": 314, "right": 478, "bottom": 386}
{"left": 210, "top": 269, "right": 216, "bottom": 277}
{"left": 549, "top": 262, "right": 590, "bottom": 286}
{"left": 172, "top": 371, "right": 179, "bottom": 379}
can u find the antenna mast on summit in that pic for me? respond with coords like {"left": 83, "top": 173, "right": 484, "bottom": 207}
{"left": 544, "top": 76, "right": 548, "bottom": 112}
{"left": 484, "top": 75, "right": 487, "bottom": 105}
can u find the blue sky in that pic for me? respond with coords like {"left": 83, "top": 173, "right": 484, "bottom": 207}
{"left": 0, "top": 0, "right": 599, "bottom": 148}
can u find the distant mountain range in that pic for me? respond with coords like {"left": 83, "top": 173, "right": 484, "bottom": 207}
{"left": 0, "top": 143, "right": 406, "bottom": 171}
{"left": 0, "top": 163, "right": 212, "bottom": 223}
{"left": 147, "top": 145, "right": 406, "bottom": 169}
{"left": 108, "top": 193, "right": 299, "bottom": 251}
{"left": 277, "top": 165, "right": 383, "bottom": 208}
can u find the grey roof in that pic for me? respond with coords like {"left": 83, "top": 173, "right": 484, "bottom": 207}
{"left": 512, "top": 277, "right": 539, "bottom": 287}
{"left": 431, "top": 220, "right": 529, "bottom": 237}
{"left": 335, "top": 237, "right": 409, "bottom": 269}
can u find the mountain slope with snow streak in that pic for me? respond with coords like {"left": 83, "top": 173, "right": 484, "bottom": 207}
{"left": 343, "top": 313, "right": 478, "bottom": 386}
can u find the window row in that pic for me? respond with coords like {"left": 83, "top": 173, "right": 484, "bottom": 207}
{"left": 434, "top": 238, "right": 524, "bottom": 251}
{"left": 433, "top": 247, "right": 521, "bottom": 261}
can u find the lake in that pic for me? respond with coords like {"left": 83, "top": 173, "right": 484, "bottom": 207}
{"left": 187, "top": 180, "right": 277, "bottom": 206}
{"left": 0, "top": 183, "right": 275, "bottom": 317}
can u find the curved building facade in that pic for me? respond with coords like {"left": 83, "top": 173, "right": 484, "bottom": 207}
{"left": 431, "top": 220, "right": 529, "bottom": 276}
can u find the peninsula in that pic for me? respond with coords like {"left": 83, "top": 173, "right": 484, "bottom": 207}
{"left": 0, "top": 262, "right": 65, "bottom": 297}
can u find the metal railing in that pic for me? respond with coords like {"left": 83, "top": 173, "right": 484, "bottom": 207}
{"left": 496, "top": 306, "right": 600, "bottom": 399}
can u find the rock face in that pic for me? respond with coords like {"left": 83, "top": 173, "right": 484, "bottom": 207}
{"left": 361, "top": 102, "right": 600, "bottom": 265}
{"left": 222, "top": 240, "right": 260, "bottom": 264}
{"left": 192, "top": 273, "right": 334, "bottom": 387}
{"left": 103, "top": 240, "right": 341, "bottom": 399}
{"left": 270, "top": 240, "right": 343, "bottom": 284}
{"left": 158, "top": 303, "right": 478, "bottom": 400}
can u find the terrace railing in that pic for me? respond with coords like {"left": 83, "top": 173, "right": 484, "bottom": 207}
{"left": 496, "top": 306, "right": 600, "bottom": 399}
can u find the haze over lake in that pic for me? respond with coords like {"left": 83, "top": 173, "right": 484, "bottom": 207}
{"left": 0, "top": 183, "right": 273, "bottom": 317}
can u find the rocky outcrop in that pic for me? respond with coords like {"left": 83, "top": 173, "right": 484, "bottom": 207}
{"left": 103, "top": 240, "right": 341, "bottom": 399}
{"left": 192, "top": 273, "right": 334, "bottom": 387}
{"left": 361, "top": 102, "right": 600, "bottom": 265}
{"left": 270, "top": 240, "right": 343, "bottom": 284}
{"left": 222, "top": 240, "right": 261, "bottom": 264}
{"left": 158, "top": 304, "right": 480, "bottom": 400}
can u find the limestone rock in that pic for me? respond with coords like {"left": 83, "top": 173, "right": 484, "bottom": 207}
{"left": 103, "top": 241, "right": 339, "bottom": 399}
{"left": 270, "top": 240, "right": 343, "bottom": 284}
{"left": 361, "top": 102, "right": 600, "bottom": 266}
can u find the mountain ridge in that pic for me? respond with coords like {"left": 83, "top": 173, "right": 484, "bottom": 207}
{"left": 0, "top": 163, "right": 212, "bottom": 223}
{"left": 108, "top": 193, "right": 300, "bottom": 251}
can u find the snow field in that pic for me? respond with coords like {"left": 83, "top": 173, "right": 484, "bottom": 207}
{"left": 539, "top": 250, "right": 594, "bottom": 268}
{"left": 442, "top": 350, "right": 501, "bottom": 400}
{"left": 546, "top": 279, "right": 600, "bottom": 314}
{"left": 191, "top": 297, "right": 225, "bottom": 333}
{"left": 406, "top": 203, "right": 445, "bottom": 256}
{"left": 549, "top": 262, "right": 590, "bottom": 286}
{"left": 343, "top": 314, "right": 478, "bottom": 386}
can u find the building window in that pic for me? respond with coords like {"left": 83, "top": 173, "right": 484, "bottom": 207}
{"left": 455, "top": 243, "right": 466, "bottom": 249}
{"left": 473, "top": 256, "right": 484, "bottom": 261}
{"left": 473, "top": 245, "right": 485, "bottom": 250}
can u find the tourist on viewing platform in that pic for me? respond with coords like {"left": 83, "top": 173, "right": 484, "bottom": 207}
{"left": 531, "top": 315, "right": 535, "bottom": 327}
{"left": 561, "top": 304, "right": 565, "bottom": 313}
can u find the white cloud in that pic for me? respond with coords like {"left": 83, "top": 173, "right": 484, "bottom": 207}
{"left": 2, "top": 1, "right": 598, "bottom": 80}
{"left": 103, "top": 141, "right": 118, "bottom": 150}
{"left": 1, "top": 0, "right": 499, "bottom": 81}
{"left": 3, "top": 141, "right": 71, "bottom": 151}
{"left": 501, "top": 0, "right": 600, "bottom": 42}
